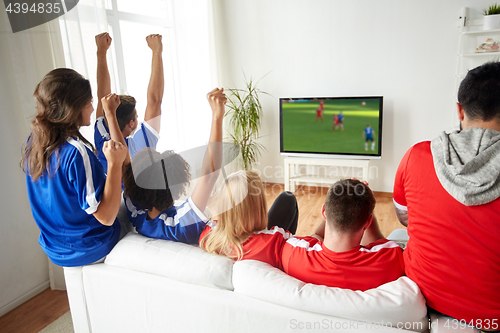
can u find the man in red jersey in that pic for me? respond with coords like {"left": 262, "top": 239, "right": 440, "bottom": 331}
{"left": 394, "top": 61, "right": 500, "bottom": 331}
{"left": 282, "top": 179, "right": 405, "bottom": 291}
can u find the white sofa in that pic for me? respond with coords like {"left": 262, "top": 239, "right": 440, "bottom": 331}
{"left": 63, "top": 231, "right": 435, "bottom": 333}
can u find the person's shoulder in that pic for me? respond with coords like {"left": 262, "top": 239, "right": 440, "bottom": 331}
{"left": 412, "top": 140, "right": 431, "bottom": 151}
{"left": 404, "top": 141, "right": 432, "bottom": 160}
{"left": 63, "top": 138, "right": 89, "bottom": 158}
{"left": 361, "top": 238, "right": 401, "bottom": 252}
{"left": 255, "top": 226, "right": 293, "bottom": 240}
{"left": 284, "top": 235, "right": 323, "bottom": 251}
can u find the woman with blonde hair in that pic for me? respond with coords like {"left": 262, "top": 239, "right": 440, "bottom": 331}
{"left": 199, "top": 170, "right": 298, "bottom": 268}
{"left": 22, "top": 68, "right": 128, "bottom": 267}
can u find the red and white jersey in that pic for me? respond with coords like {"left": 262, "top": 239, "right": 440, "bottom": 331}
{"left": 394, "top": 141, "right": 500, "bottom": 322}
{"left": 282, "top": 237, "right": 405, "bottom": 291}
{"left": 199, "top": 224, "right": 292, "bottom": 269}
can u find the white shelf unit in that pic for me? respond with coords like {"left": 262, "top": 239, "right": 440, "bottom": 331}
{"left": 284, "top": 157, "right": 370, "bottom": 192}
{"left": 453, "top": 8, "right": 500, "bottom": 129}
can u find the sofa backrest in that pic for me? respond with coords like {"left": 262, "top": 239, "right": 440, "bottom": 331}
{"left": 105, "top": 232, "right": 234, "bottom": 290}
{"left": 232, "top": 260, "right": 429, "bottom": 332}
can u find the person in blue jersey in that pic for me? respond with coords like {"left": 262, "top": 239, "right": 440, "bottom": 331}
{"left": 22, "top": 68, "right": 128, "bottom": 267}
{"left": 363, "top": 124, "right": 376, "bottom": 151}
{"left": 94, "top": 32, "right": 163, "bottom": 171}
{"left": 117, "top": 88, "right": 227, "bottom": 244}
{"left": 337, "top": 111, "right": 345, "bottom": 130}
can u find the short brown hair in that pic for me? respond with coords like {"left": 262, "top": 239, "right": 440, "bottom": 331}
{"left": 123, "top": 148, "right": 191, "bottom": 211}
{"left": 324, "top": 179, "right": 375, "bottom": 233}
{"left": 116, "top": 95, "right": 136, "bottom": 131}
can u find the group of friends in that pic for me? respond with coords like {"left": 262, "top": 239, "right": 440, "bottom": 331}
{"left": 22, "top": 32, "right": 499, "bottom": 332}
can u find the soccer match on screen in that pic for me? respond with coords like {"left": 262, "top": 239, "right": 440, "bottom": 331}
{"left": 280, "top": 97, "right": 382, "bottom": 156}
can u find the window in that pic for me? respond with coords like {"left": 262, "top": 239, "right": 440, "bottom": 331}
{"left": 59, "top": 0, "right": 215, "bottom": 152}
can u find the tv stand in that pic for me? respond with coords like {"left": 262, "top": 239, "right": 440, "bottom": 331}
{"left": 284, "top": 157, "right": 370, "bottom": 192}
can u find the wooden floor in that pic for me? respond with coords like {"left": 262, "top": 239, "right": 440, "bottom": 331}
{"left": 0, "top": 288, "right": 69, "bottom": 333}
{"left": 0, "top": 183, "right": 403, "bottom": 332}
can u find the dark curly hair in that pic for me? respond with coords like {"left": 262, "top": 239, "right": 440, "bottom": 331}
{"left": 123, "top": 148, "right": 191, "bottom": 211}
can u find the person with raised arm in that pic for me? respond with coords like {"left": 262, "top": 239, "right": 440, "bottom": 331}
{"left": 23, "top": 69, "right": 128, "bottom": 267}
{"left": 121, "top": 88, "right": 227, "bottom": 244}
{"left": 94, "top": 32, "right": 164, "bottom": 171}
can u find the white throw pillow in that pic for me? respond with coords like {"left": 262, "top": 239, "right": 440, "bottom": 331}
{"left": 105, "top": 232, "right": 234, "bottom": 290}
{"left": 232, "top": 260, "right": 428, "bottom": 332}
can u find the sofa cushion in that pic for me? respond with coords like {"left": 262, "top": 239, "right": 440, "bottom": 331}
{"left": 232, "top": 260, "right": 428, "bottom": 332}
{"left": 105, "top": 232, "right": 234, "bottom": 290}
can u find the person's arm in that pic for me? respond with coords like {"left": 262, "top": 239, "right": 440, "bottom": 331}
{"left": 311, "top": 220, "right": 325, "bottom": 241}
{"left": 394, "top": 206, "right": 408, "bottom": 227}
{"left": 190, "top": 88, "right": 226, "bottom": 212}
{"left": 93, "top": 139, "right": 128, "bottom": 226}
{"left": 102, "top": 93, "right": 131, "bottom": 166}
{"left": 144, "top": 34, "right": 164, "bottom": 133}
{"left": 393, "top": 147, "right": 412, "bottom": 227}
{"left": 95, "top": 32, "right": 112, "bottom": 119}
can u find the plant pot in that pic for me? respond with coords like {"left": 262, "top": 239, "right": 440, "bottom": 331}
{"left": 484, "top": 14, "right": 500, "bottom": 30}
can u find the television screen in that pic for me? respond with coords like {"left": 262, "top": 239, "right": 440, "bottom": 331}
{"left": 279, "top": 96, "right": 383, "bottom": 159}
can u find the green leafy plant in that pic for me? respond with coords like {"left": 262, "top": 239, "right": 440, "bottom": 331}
{"left": 225, "top": 76, "right": 268, "bottom": 170}
{"left": 483, "top": 3, "right": 500, "bottom": 15}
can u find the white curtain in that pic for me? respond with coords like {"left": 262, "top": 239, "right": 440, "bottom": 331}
{"left": 58, "top": 0, "right": 219, "bottom": 153}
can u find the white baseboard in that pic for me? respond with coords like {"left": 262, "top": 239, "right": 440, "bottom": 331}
{"left": 0, "top": 280, "right": 49, "bottom": 317}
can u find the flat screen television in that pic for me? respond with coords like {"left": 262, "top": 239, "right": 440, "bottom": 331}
{"left": 279, "top": 96, "right": 383, "bottom": 159}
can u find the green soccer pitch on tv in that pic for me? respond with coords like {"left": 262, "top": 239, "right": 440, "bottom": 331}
{"left": 279, "top": 96, "right": 383, "bottom": 159}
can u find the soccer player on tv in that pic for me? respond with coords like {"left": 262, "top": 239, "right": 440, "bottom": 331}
{"left": 363, "top": 124, "right": 375, "bottom": 151}
{"left": 332, "top": 114, "right": 339, "bottom": 130}
{"left": 337, "top": 111, "right": 345, "bottom": 130}
{"left": 315, "top": 106, "right": 323, "bottom": 122}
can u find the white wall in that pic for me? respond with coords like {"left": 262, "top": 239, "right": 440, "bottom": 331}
{"left": 213, "top": 0, "right": 492, "bottom": 192}
{"left": 0, "top": 12, "right": 64, "bottom": 315}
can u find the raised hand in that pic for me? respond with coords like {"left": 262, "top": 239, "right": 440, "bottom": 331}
{"left": 207, "top": 88, "right": 227, "bottom": 120}
{"left": 95, "top": 32, "right": 112, "bottom": 55}
{"left": 146, "top": 34, "right": 163, "bottom": 53}
{"left": 103, "top": 139, "right": 128, "bottom": 165}
{"left": 101, "top": 93, "right": 121, "bottom": 117}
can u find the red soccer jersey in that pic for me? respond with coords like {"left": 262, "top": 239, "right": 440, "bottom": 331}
{"left": 394, "top": 141, "right": 500, "bottom": 323}
{"left": 281, "top": 237, "right": 405, "bottom": 291}
{"left": 199, "top": 223, "right": 292, "bottom": 269}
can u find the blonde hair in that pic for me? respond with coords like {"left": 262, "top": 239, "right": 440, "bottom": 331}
{"left": 200, "top": 170, "right": 267, "bottom": 260}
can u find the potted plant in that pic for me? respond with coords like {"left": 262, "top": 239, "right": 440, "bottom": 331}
{"left": 225, "top": 77, "right": 268, "bottom": 171}
{"left": 483, "top": 3, "right": 500, "bottom": 30}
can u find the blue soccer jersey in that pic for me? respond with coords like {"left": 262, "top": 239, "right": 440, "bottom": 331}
{"left": 94, "top": 117, "right": 160, "bottom": 172}
{"left": 124, "top": 195, "right": 208, "bottom": 244}
{"left": 364, "top": 127, "right": 374, "bottom": 140}
{"left": 338, "top": 114, "right": 344, "bottom": 122}
{"left": 25, "top": 137, "right": 121, "bottom": 267}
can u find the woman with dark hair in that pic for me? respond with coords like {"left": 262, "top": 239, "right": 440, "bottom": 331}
{"left": 22, "top": 68, "right": 128, "bottom": 267}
